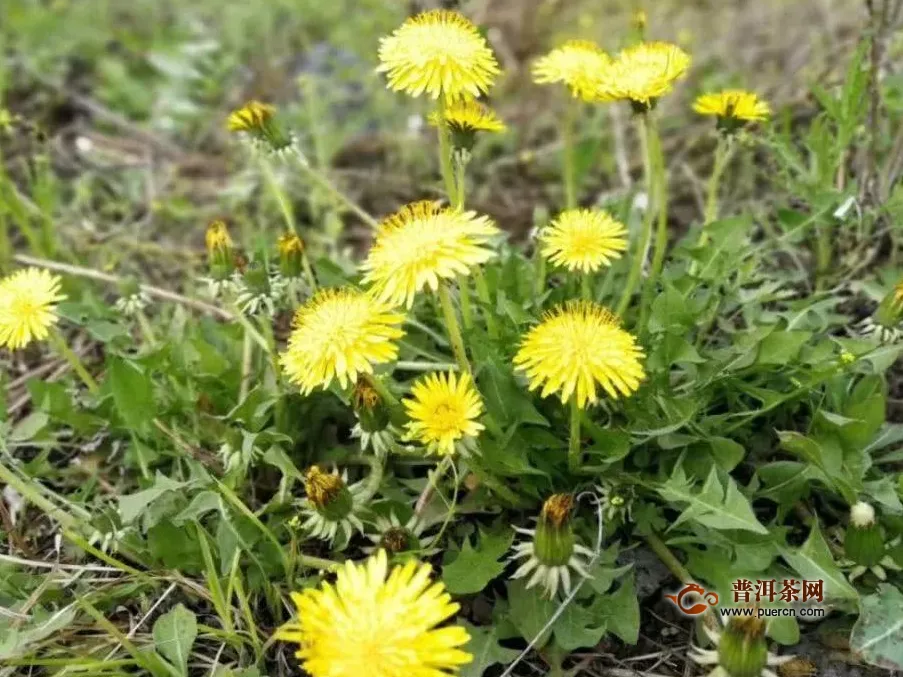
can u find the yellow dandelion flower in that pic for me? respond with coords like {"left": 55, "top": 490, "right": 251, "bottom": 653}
{"left": 226, "top": 100, "right": 275, "bottom": 133}
{"left": 540, "top": 209, "right": 628, "bottom": 273}
{"left": 280, "top": 288, "right": 405, "bottom": 394}
{"left": 0, "top": 268, "right": 66, "bottom": 350}
{"left": 596, "top": 41, "right": 690, "bottom": 107}
{"left": 514, "top": 300, "right": 645, "bottom": 409}
{"left": 693, "top": 89, "right": 771, "bottom": 125}
{"left": 377, "top": 10, "right": 500, "bottom": 101}
{"left": 403, "top": 371, "right": 485, "bottom": 456}
{"left": 532, "top": 40, "right": 612, "bottom": 101}
{"left": 275, "top": 550, "right": 472, "bottom": 677}
{"left": 205, "top": 220, "right": 232, "bottom": 252}
{"left": 361, "top": 201, "right": 499, "bottom": 308}
{"left": 428, "top": 99, "right": 506, "bottom": 134}
{"left": 894, "top": 278, "right": 903, "bottom": 307}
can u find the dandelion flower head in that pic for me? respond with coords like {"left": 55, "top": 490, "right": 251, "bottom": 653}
{"left": 540, "top": 209, "right": 628, "bottom": 273}
{"left": 404, "top": 371, "right": 485, "bottom": 456}
{"left": 428, "top": 99, "right": 506, "bottom": 135}
{"left": 693, "top": 89, "right": 770, "bottom": 124}
{"left": 0, "top": 268, "right": 66, "bottom": 350}
{"left": 532, "top": 40, "right": 612, "bottom": 101}
{"left": 275, "top": 550, "right": 472, "bottom": 677}
{"left": 377, "top": 10, "right": 500, "bottom": 101}
{"left": 361, "top": 201, "right": 499, "bottom": 308}
{"left": 514, "top": 300, "right": 645, "bottom": 408}
{"left": 280, "top": 288, "right": 405, "bottom": 394}
{"left": 596, "top": 41, "right": 690, "bottom": 107}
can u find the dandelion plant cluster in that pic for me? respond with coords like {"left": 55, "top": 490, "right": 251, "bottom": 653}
{"left": 5, "top": 6, "right": 903, "bottom": 677}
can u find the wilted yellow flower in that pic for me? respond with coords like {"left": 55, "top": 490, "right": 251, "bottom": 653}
{"left": 596, "top": 41, "right": 690, "bottom": 107}
{"left": 404, "top": 371, "right": 485, "bottom": 456}
{"left": 377, "top": 10, "right": 500, "bottom": 101}
{"left": 540, "top": 209, "right": 628, "bottom": 273}
{"left": 361, "top": 201, "right": 499, "bottom": 308}
{"left": 532, "top": 40, "right": 612, "bottom": 101}
{"left": 428, "top": 99, "right": 506, "bottom": 135}
{"left": 280, "top": 288, "right": 405, "bottom": 394}
{"left": 514, "top": 300, "right": 645, "bottom": 408}
{"left": 0, "top": 268, "right": 66, "bottom": 350}
{"left": 275, "top": 550, "right": 472, "bottom": 677}
{"left": 694, "top": 90, "right": 770, "bottom": 125}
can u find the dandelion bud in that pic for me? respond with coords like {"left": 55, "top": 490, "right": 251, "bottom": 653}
{"left": 304, "top": 466, "right": 354, "bottom": 522}
{"left": 845, "top": 501, "right": 884, "bottom": 567}
{"left": 534, "top": 493, "right": 577, "bottom": 566}
{"left": 510, "top": 492, "right": 593, "bottom": 598}
{"left": 206, "top": 220, "right": 234, "bottom": 274}
{"left": 718, "top": 616, "right": 769, "bottom": 677}
{"left": 428, "top": 99, "right": 505, "bottom": 152}
{"left": 632, "top": 9, "right": 647, "bottom": 38}
{"left": 352, "top": 378, "right": 390, "bottom": 433}
{"left": 278, "top": 232, "right": 305, "bottom": 278}
{"left": 227, "top": 100, "right": 292, "bottom": 152}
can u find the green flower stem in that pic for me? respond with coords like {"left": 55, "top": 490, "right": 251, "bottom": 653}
{"left": 472, "top": 269, "right": 499, "bottom": 339}
{"left": 459, "top": 275, "right": 474, "bottom": 330}
{"left": 438, "top": 282, "right": 472, "bottom": 376}
{"left": 259, "top": 155, "right": 318, "bottom": 292}
{"left": 644, "top": 532, "right": 693, "bottom": 585}
{"left": 239, "top": 330, "right": 254, "bottom": 402}
{"left": 702, "top": 133, "right": 734, "bottom": 229}
{"left": 48, "top": 328, "right": 99, "bottom": 394}
{"left": 563, "top": 98, "right": 579, "bottom": 209}
{"left": 436, "top": 97, "right": 459, "bottom": 205}
{"left": 616, "top": 113, "right": 657, "bottom": 317}
{"left": 0, "top": 460, "right": 77, "bottom": 529}
{"left": 535, "top": 252, "right": 547, "bottom": 300}
{"left": 354, "top": 454, "right": 385, "bottom": 504}
{"left": 568, "top": 396, "right": 582, "bottom": 473}
{"left": 414, "top": 455, "right": 454, "bottom": 515}
{"left": 289, "top": 148, "right": 379, "bottom": 230}
{"left": 581, "top": 273, "right": 592, "bottom": 300}
{"left": 642, "top": 113, "right": 668, "bottom": 321}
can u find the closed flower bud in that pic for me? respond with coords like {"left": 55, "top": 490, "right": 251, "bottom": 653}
{"left": 534, "top": 494, "right": 576, "bottom": 566}
{"left": 206, "top": 221, "right": 234, "bottom": 273}
{"left": 278, "top": 232, "right": 305, "bottom": 278}
{"left": 304, "top": 466, "right": 354, "bottom": 522}
{"left": 227, "top": 101, "right": 292, "bottom": 152}
{"left": 846, "top": 502, "right": 884, "bottom": 567}
{"left": 353, "top": 378, "right": 390, "bottom": 433}
{"left": 718, "top": 616, "right": 769, "bottom": 677}
{"left": 872, "top": 279, "right": 903, "bottom": 332}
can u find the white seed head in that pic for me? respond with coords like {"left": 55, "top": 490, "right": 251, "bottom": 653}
{"left": 850, "top": 501, "right": 876, "bottom": 528}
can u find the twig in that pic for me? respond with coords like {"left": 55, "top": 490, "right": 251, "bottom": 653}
{"left": 13, "top": 254, "right": 234, "bottom": 320}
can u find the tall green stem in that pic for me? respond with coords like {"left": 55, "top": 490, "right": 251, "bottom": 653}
{"left": 644, "top": 113, "right": 668, "bottom": 304}
{"left": 563, "top": 98, "right": 579, "bottom": 209}
{"left": 436, "top": 97, "right": 458, "bottom": 205}
{"left": 437, "top": 282, "right": 471, "bottom": 376}
{"left": 644, "top": 532, "right": 693, "bottom": 585}
{"left": 616, "top": 113, "right": 657, "bottom": 316}
{"left": 702, "top": 134, "right": 733, "bottom": 229}
{"left": 239, "top": 330, "right": 253, "bottom": 402}
{"left": 568, "top": 396, "right": 582, "bottom": 473}
{"left": 49, "top": 328, "right": 99, "bottom": 394}
{"left": 581, "top": 273, "right": 592, "bottom": 300}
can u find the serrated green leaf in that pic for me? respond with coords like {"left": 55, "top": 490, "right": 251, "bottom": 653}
{"left": 659, "top": 466, "right": 768, "bottom": 534}
{"left": 459, "top": 622, "right": 519, "bottom": 677}
{"left": 108, "top": 357, "right": 155, "bottom": 431}
{"left": 757, "top": 330, "right": 812, "bottom": 365}
{"left": 442, "top": 527, "right": 514, "bottom": 595}
{"left": 119, "top": 473, "right": 188, "bottom": 524}
{"left": 779, "top": 522, "right": 858, "bottom": 605}
{"left": 551, "top": 600, "right": 607, "bottom": 651}
{"left": 593, "top": 573, "right": 640, "bottom": 644}
{"left": 152, "top": 604, "right": 197, "bottom": 676}
{"left": 850, "top": 585, "right": 903, "bottom": 670}
{"left": 506, "top": 579, "right": 556, "bottom": 649}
